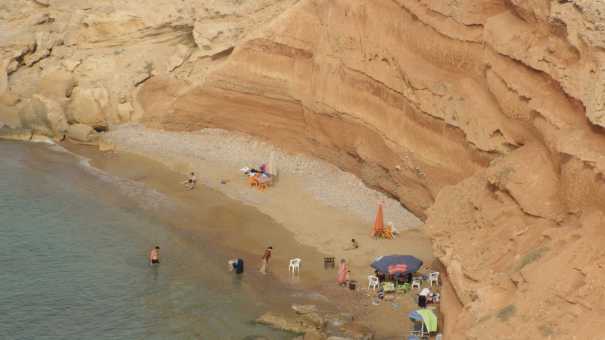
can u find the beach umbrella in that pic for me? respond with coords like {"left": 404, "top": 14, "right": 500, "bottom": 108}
{"left": 372, "top": 203, "right": 384, "bottom": 237}
{"left": 371, "top": 255, "right": 423, "bottom": 276}
{"left": 408, "top": 310, "right": 424, "bottom": 322}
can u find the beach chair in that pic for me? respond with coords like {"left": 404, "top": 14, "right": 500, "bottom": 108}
{"left": 289, "top": 258, "right": 301, "bottom": 274}
{"left": 368, "top": 275, "right": 380, "bottom": 291}
{"left": 429, "top": 272, "right": 440, "bottom": 287}
{"left": 412, "top": 279, "right": 421, "bottom": 289}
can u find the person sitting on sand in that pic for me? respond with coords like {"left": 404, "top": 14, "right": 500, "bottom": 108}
{"left": 259, "top": 246, "right": 272, "bottom": 275}
{"left": 149, "top": 246, "right": 160, "bottom": 265}
{"left": 344, "top": 238, "right": 359, "bottom": 250}
{"left": 183, "top": 172, "right": 197, "bottom": 190}
{"left": 337, "top": 259, "right": 349, "bottom": 286}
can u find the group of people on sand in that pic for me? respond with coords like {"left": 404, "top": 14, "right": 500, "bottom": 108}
{"left": 149, "top": 244, "right": 274, "bottom": 276}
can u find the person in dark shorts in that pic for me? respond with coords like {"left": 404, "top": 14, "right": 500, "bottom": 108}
{"left": 149, "top": 246, "right": 160, "bottom": 265}
{"left": 228, "top": 258, "right": 245, "bottom": 274}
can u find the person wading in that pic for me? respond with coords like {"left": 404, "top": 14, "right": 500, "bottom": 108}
{"left": 149, "top": 246, "right": 160, "bottom": 265}
{"left": 259, "top": 246, "right": 272, "bottom": 275}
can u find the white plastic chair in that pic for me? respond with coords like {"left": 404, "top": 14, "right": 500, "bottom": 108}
{"left": 429, "top": 272, "right": 440, "bottom": 287}
{"left": 412, "top": 279, "right": 421, "bottom": 289}
{"left": 368, "top": 275, "right": 380, "bottom": 291}
{"left": 289, "top": 258, "right": 301, "bottom": 274}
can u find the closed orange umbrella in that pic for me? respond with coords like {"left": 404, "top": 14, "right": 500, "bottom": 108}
{"left": 372, "top": 203, "right": 384, "bottom": 237}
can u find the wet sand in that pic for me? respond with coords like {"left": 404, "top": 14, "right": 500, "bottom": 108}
{"left": 65, "top": 141, "right": 436, "bottom": 338}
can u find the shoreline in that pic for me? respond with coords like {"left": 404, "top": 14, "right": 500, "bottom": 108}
{"left": 62, "top": 125, "right": 436, "bottom": 338}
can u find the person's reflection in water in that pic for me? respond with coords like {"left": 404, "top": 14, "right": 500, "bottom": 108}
{"left": 229, "top": 258, "right": 244, "bottom": 287}
{"left": 231, "top": 271, "right": 244, "bottom": 288}
{"left": 151, "top": 262, "right": 160, "bottom": 282}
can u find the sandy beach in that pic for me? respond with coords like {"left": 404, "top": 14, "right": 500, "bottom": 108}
{"left": 66, "top": 125, "right": 437, "bottom": 338}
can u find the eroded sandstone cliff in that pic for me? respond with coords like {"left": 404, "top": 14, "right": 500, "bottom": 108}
{"left": 2, "top": 1, "right": 605, "bottom": 338}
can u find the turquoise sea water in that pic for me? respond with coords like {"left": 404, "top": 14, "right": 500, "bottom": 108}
{"left": 0, "top": 141, "right": 292, "bottom": 340}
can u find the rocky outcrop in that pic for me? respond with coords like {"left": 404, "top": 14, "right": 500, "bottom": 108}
{"left": 0, "top": 0, "right": 297, "bottom": 138}
{"left": 257, "top": 306, "right": 372, "bottom": 340}
{"left": 3, "top": 0, "right": 605, "bottom": 339}
{"left": 67, "top": 123, "right": 97, "bottom": 142}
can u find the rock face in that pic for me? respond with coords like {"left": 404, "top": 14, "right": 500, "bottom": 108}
{"left": 3, "top": 0, "right": 605, "bottom": 339}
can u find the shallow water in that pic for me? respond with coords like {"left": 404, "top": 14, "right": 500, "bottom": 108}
{"left": 0, "top": 141, "right": 294, "bottom": 339}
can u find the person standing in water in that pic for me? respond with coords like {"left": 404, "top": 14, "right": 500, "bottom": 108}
{"left": 259, "top": 246, "right": 272, "bottom": 275}
{"left": 228, "top": 258, "right": 245, "bottom": 274}
{"left": 149, "top": 246, "right": 160, "bottom": 265}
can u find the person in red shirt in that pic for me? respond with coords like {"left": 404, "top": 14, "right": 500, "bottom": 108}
{"left": 259, "top": 246, "right": 272, "bottom": 274}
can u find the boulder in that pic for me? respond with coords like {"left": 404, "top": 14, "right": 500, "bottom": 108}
{"left": 19, "top": 99, "right": 51, "bottom": 135}
{"left": 304, "top": 329, "right": 327, "bottom": 340}
{"left": 30, "top": 134, "right": 55, "bottom": 144}
{"left": 23, "top": 31, "right": 56, "bottom": 66}
{"left": 0, "top": 99, "right": 22, "bottom": 129}
{"left": 67, "top": 123, "right": 96, "bottom": 142}
{"left": 302, "top": 312, "right": 325, "bottom": 330}
{"left": 67, "top": 87, "right": 108, "bottom": 127}
{"left": 0, "top": 127, "right": 33, "bottom": 141}
{"left": 38, "top": 71, "right": 76, "bottom": 99}
{"left": 292, "top": 305, "right": 319, "bottom": 315}
{"left": 32, "top": 95, "right": 69, "bottom": 134}
{"left": 256, "top": 312, "right": 316, "bottom": 334}
{"left": 116, "top": 101, "right": 134, "bottom": 122}
{"left": 17, "top": 95, "right": 69, "bottom": 135}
